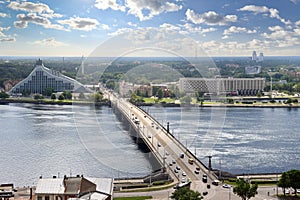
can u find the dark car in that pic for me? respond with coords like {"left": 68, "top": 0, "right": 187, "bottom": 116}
{"left": 202, "top": 191, "right": 208, "bottom": 196}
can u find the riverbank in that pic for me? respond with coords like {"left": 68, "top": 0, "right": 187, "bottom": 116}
{"left": 1, "top": 98, "right": 300, "bottom": 108}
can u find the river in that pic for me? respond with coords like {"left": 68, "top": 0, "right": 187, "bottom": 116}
{"left": 0, "top": 103, "right": 299, "bottom": 186}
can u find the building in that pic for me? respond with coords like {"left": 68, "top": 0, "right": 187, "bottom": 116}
{"left": 179, "top": 77, "right": 265, "bottom": 96}
{"left": 35, "top": 176, "right": 113, "bottom": 200}
{"left": 252, "top": 51, "right": 257, "bottom": 61}
{"left": 0, "top": 184, "right": 14, "bottom": 200}
{"left": 8, "top": 59, "right": 89, "bottom": 96}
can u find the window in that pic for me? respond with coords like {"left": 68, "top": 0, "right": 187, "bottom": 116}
{"left": 37, "top": 196, "right": 42, "bottom": 200}
{"left": 45, "top": 196, "right": 49, "bottom": 200}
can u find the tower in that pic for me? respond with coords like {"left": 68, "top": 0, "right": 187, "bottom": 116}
{"left": 81, "top": 55, "right": 84, "bottom": 75}
{"left": 252, "top": 51, "right": 257, "bottom": 61}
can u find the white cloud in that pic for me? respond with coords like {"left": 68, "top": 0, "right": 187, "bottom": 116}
{"left": 295, "top": 20, "right": 300, "bottom": 26}
{"left": 179, "top": 23, "right": 217, "bottom": 35}
{"left": 127, "top": 22, "right": 137, "bottom": 27}
{"left": 33, "top": 37, "right": 67, "bottom": 46}
{"left": 7, "top": 1, "right": 62, "bottom": 18}
{"left": 290, "top": 0, "right": 300, "bottom": 4}
{"left": 186, "top": 9, "right": 237, "bottom": 26}
{"left": 101, "top": 24, "right": 110, "bottom": 30}
{"left": 14, "top": 13, "right": 65, "bottom": 30}
{"left": 222, "top": 26, "right": 256, "bottom": 39}
{"left": 238, "top": 5, "right": 291, "bottom": 25}
{"left": 126, "top": 0, "right": 182, "bottom": 21}
{"left": 94, "top": 0, "right": 126, "bottom": 12}
{"left": 58, "top": 17, "right": 99, "bottom": 31}
{"left": 0, "top": 12, "right": 8, "bottom": 17}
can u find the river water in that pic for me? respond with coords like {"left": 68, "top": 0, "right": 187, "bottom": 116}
{"left": 0, "top": 103, "right": 299, "bottom": 186}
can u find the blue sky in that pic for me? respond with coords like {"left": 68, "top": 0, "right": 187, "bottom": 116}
{"left": 0, "top": 0, "right": 300, "bottom": 57}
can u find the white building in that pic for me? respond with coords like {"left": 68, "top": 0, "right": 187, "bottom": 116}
{"left": 179, "top": 77, "right": 265, "bottom": 96}
{"left": 35, "top": 176, "right": 113, "bottom": 200}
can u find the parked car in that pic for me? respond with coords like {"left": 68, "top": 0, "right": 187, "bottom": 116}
{"left": 182, "top": 171, "right": 186, "bottom": 176}
{"left": 194, "top": 170, "right": 199, "bottom": 174}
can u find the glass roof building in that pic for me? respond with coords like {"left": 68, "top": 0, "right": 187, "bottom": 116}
{"left": 9, "top": 59, "right": 85, "bottom": 95}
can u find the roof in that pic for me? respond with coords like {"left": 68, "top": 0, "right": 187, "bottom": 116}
{"left": 35, "top": 178, "right": 65, "bottom": 194}
{"left": 35, "top": 177, "right": 113, "bottom": 198}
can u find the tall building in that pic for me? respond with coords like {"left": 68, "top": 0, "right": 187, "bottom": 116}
{"left": 179, "top": 77, "right": 265, "bottom": 96}
{"left": 9, "top": 59, "right": 86, "bottom": 95}
{"left": 252, "top": 51, "right": 257, "bottom": 61}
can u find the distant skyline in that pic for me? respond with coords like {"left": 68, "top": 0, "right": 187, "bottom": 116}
{"left": 0, "top": 0, "right": 300, "bottom": 57}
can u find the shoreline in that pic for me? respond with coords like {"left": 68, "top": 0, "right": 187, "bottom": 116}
{"left": 1, "top": 98, "right": 300, "bottom": 108}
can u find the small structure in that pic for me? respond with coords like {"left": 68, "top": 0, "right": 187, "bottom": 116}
{"left": 0, "top": 184, "right": 14, "bottom": 200}
{"left": 35, "top": 176, "right": 113, "bottom": 200}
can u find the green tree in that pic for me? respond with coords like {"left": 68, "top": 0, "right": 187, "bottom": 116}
{"left": 233, "top": 179, "right": 258, "bottom": 200}
{"left": 50, "top": 93, "right": 56, "bottom": 101}
{"left": 43, "top": 87, "right": 54, "bottom": 97}
{"left": 94, "top": 92, "right": 103, "bottom": 102}
{"left": 278, "top": 172, "right": 290, "bottom": 196}
{"left": 157, "top": 89, "right": 164, "bottom": 99}
{"left": 34, "top": 94, "right": 44, "bottom": 100}
{"left": 62, "top": 91, "right": 72, "bottom": 100}
{"left": 257, "top": 91, "right": 262, "bottom": 98}
{"left": 0, "top": 92, "right": 9, "bottom": 99}
{"left": 58, "top": 94, "right": 65, "bottom": 100}
{"left": 287, "top": 170, "right": 300, "bottom": 196}
{"left": 171, "top": 187, "right": 202, "bottom": 200}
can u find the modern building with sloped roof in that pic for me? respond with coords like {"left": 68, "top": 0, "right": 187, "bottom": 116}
{"left": 35, "top": 176, "right": 113, "bottom": 200}
{"left": 8, "top": 59, "right": 91, "bottom": 95}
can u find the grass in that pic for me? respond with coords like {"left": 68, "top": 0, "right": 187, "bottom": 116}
{"left": 113, "top": 196, "right": 152, "bottom": 200}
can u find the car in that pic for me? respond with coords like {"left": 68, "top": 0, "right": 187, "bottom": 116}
{"left": 165, "top": 151, "right": 169, "bottom": 156}
{"left": 157, "top": 142, "right": 161, "bottom": 147}
{"left": 297, "top": 189, "right": 300, "bottom": 194}
{"left": 196, "top": 167, "right": 200, "bottom": 171}
{"left": 182, "top": 171, "right": 186, "bottom": 176}
{"left": 202, "top": 174, "right": 207, "bottom": 183}
{"left": 176, "top": 166, "right": 180, "bottom": 170}
{"left": 284, "top": 188, "right": 290, "bottom": 194}
{"left": 169, "top": 162, "right": 173, "bottom": 166}
{"left": 181, "top": 177, "right": 186, "bottom": 183}
{"left": 207, "top": 184, "right": 210, "bottom": 189}
{"left": 180, "top": 153, "right": 184, "bottom": 158}
{"left": 222, "top": 184, "right": 230, "bottom": 188}
{"left": 194, "top": 170, "right": 199, "bottom": 174}
{"left": 147, "top": 135, "right": 151, "bottom": 138}
{"left": 202, "top": 191, "right": 208, "bottom": 196}
{"left": 174, "top": 169, "right": 178, "bottom": 173}
{"left": 212, "top": 180, "right": 220, "bottom": 186}
{"left": 172, "top": 160, "right": 176, "bottom": 164}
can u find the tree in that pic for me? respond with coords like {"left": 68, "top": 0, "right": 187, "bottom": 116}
{"left": 62, "top": 91, "right": 72, "bottom": 100}
{"left": 257, "top": 91, "right": 262, "bottom": 98}
{"left": 94, "top": 92, "right": 103, "bottom": 102}
{"left": 43, "top": 87, "right": 54, "bottom": 97}
{"left": 171, "top": 187, "right": 202, "bottom": 200}
{"left": 50, "top": 93, "right": 56, "bottom": 101}
{"left": 157, "top": 89, "right": 164, "bottom": 99}
{"left": 58, "top": 94, "right": 65, "bottom": 100}
{"left": 287, "top": 170, "right": 300, "bottom": 196}
{"left": 34, "top": 94, "right": 44, "bottom": 100}
{"left": 278, "top": 172, "right": 290, "bottom": 196}
{"left": 0, "top": 92, "right": 9, "bottom": 99}
{"left": 233, "top": 179, "right": 258, "bottom": 200}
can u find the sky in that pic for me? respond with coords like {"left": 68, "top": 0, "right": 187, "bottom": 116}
{"left": 0, "top": 0, "right": 300, "bottom": 57}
